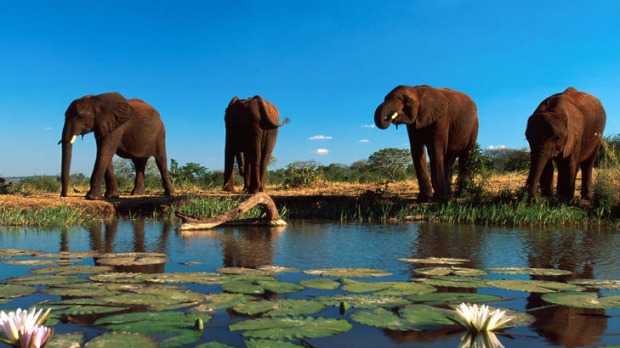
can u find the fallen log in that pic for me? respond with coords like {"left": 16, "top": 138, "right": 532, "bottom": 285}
{"left": 175, "top": 192, "right": 287, "bottom": 231}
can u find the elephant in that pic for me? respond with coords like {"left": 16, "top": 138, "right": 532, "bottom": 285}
{"left": 525, "top": 87, "right": 606, "bottom": 200}
{"left": 223, "top": 95, "right": 288, "bottom": 193}
{"left": 59, "top": 92, "right": 175, "bottom": 200}
{"left": 374, "top": 85, "right": 479, "bottom": 201}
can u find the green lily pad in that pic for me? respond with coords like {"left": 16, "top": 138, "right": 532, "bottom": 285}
{"left": 245, "top": 339, "right": 302, "bottom": 348}
{"left": 257, "top": 265, "right": 300, "bottom": 274}
{"left": 5, "top": 259, "right": 79, "bottom": 266}
{"left": 138, "top": 272, "right": 228, "bottom": 284}
{"left": 99, "top": 287, "right": 205, "bottom": 311}
{"left": 414, "top": 266, "right": 487, "bottom": 277}
{"left": 487, "top": 279, "right": 585, "bottom": 293}
{"left": 217, "top": 267, "right": 274, "bottom": 277}
{"left": 257, "top": 280, "right": 304, "bottom": 294}
{"left": 351, "top": 304, "right": 454, "bottom": 331}
{"left": 229, "top": 317, "right": 352, "bottom": 339}
{"left": 299, "top": 278, "right": 340, "bottom": 290}
{"left": 196, "top": 342, "right": 236, "bottom": 348}
{"left": 30, "top": 265, "right": 113, "bottom": 275}
{"left": 221, "top": 281, "right": 265, "bottom": 295}
{"left": 410, "top": 292, "right": 503, "bottom": 305}
{"left": 40, "top": 298, "right": 128, "bottom": 317}
{"left": 316, "top": 294, "right": 409, "bottom": 309}
{"left": 84, "top": 332, "right": 158, "bottom": 348}
{"left": 40, "top": 283, "right": 120, "bottom": 298}
{"left": 233, "top": 299, "right": 325, "bottom": 317}
{"left": 90, "top": 272, "right": 146, "bottom": 284}
{"left": 567, "top": 279, "right": 620, "bottom": 289}
{"left": 397, "top": 257, "right": 469, "bottom": 265}
{"left": 488, "top": 267, "right": 572, "bottom": 276}
{"left": 542, "top": 292, "right": 620, "bottom": 309}
{"left": 414, "top": 276, "right": 488, "bottom": 288}
{"left": 341, "top": 279, "right": 436, "bottom": 296}
{"left": 304, "top": 268, "right": 391, "bottom": 278}
{"left": 341, "top": 279, "right": 394, "bottom": 293}
{"left": 9, "top": 275, "right": 89, "bottom": 286}
{"left": 35, "top": 251, "right": 99, "bottom": 259}
{"left": 0, "top": 284, "right": 37, "bottom": 298}
{"left": 47, "top": 332, "right": 84, "bottom": 348}
{"left": 95, "top": 311, "right": 210, "bottom": 347}
{"left": 94, "top": 253, "right": 169, "bottom": 267}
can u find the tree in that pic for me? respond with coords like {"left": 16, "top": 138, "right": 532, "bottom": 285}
{"left": 367, "top": 148, "right": 412, "bottom": 181}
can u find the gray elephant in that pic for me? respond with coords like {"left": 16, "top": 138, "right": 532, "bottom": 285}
{"left": 59, "top": 92, "right": 174, "bottom": 199}
{"left": 525, "top": 87, "right": 606, "bottom": 200}
{"left": 374, "top": 85, "right": 479, "bottom": 201}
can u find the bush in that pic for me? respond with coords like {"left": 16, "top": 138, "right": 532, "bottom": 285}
{"left": 16, "top": 176, "right": 61, "bottom": 193}
{"left": 0, "top": 177, "right": 12, "bottom": 194}
{"left": 280, "top": 161, "right": 322, "bottom": 189}
{"left": 593, "top": 170, "right": 620, "bottom": 215}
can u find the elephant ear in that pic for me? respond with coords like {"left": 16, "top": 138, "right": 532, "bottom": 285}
{"left": 415, "top": 87, "right": 448, "bottom": 129}
{"left": 562, "top": 101, "right": 584, "bottom": 158}
{"left": 94, "top": 93, "right": 133, "bottom": 137}
{"left": 256, "top": 96, "right": 281, "bottom": 128}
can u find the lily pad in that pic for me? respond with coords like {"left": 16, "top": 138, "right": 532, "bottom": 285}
{"left": 36, "top": 251, "right": 99, "bottom": 259}
{"left": 410, "top": 292, "right": 503, "bottom": 305}
{"left": 488, "top": 267, "right": 572, "bottom": 276}
{"left": 233, "top": 299, "right": 325, "bottom": 317}
{"left": 414, "top": 276, "right": 488, "bottom": 289}
{"left": 542, "top": 292, "right": 620, "bottom": 309}
{"left": 245, "top": 339, "right": 302, "bottom": 348}
{"left": 40, "top": 283, "right": 120, "bottom": 298}
{"left": 221, "top": 281, "right": 265, "bottom": 295}
{"left": 95, "top": 311, "right": 210, "bottom": 347}
{"left": 217, "top": 267, "right": 274, "bottom": 277}
{"left": 94, "top": 252, "right": 169, "bottom": 267}
{"left": 138, "top": 272, "right": 228, "bottom": 285}
{"left": 316, "top": 294, "right": 409, "bottom": 309}
{"left": 487, "top": 279, "right": 585, "bottom": 293}
{"left": 30, "top": 265, "right": 113, "bottom": 275}
{"left": 84, "top": 332, "right": 158, "bottom": 348}
{"left": 303, "top": 268, "right": 392, "bottom": 278}
{"left": 47, "top": 332, "right": 84, "bottom": 348}
{"left": 375, "top": 282, "right": 437, "bottom": 296}
{"left": 257, "top": 265, "right": 300, "bottom": 274}
{"left": 299, "top": 278, "right": 341, "bottom": 290}
{"left": 9, "top": 275, "right": 89, "bottom": 286}
{"left": 0, "top": 284, "right": 37, "bottom": 298}
{"left": 257, "top": 280, "right": 304, "bottom": 294}
{"left": 0, "top": 249, "right": 38, "bottom": 257}
{"left": 196, "top": 343, "right": 236, "bottom": 348}
{"left": 351, "top": 304, "right": 454, "bottom": 331}
{"left": 567, "top": 279, "right": 620, "bottom": 289}
{"left": 189, "top": 293, "right": 253, "bottom": 312}
{"left": 90, "top": 272, "right": 146, "bottom": 284}
{"left": 40, "top": 298, "right": 128, "bottom": 317}
{"left": 229, "top": 317, "right": 352, "bottom": 339}
{"left": 397, "top": 257, "right": 469, "bottom": 265}
{"left": 341, "top": 279, "right": 394, "bottom": 293}
{"left": 5, "top": 259, "right": 79, "bottom": 266}
{"left": 99, "top": 287, "right": 205, "bottom": 311}
{"left": 414, "top": 266, "right": 487, "bottom": 277}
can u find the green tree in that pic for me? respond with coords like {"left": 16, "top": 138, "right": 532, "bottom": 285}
{"left": 367, "top": 148, "right": 412, "bottom": 181}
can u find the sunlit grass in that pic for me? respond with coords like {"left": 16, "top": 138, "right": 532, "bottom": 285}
{"left": 0, "top": 206, "right": 100, "bottom": 227}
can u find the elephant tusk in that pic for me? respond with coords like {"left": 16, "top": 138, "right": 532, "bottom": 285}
{"left": 70, "top": 135, "right": 78, "bottom": 144}
{"left": 390, "top": 112, "right": 398, "bottom": 120}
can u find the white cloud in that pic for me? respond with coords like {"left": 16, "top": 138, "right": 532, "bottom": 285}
{"left": 361, "top": 124, "right": 375, "bottom": 128}
{"left": 487, "top": 145, "right": 507, "bottom": 150}
{"left": 359, "top": 139, "right": 370, "bottom": 143}
{"left": 316, "top": 148, "right": 329, "bottom": 155}
{"left": 309, "top": 135, "right": 332, "bottom": 140}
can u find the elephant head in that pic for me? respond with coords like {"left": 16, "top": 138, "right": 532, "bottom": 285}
{"left": 59, "top": 92, "right": 133, "bottom": 196}
{"left": 374, "top": 85, "right": 448, "bottom": 130}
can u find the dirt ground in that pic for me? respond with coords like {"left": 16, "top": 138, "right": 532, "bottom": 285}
{"left": 0, "top": 173, "right": 531, "bottom": 217}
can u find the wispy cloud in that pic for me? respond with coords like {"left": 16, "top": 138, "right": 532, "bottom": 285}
{"left": 316, "top": 148, "right": 329, "bottom": 155}
{"left": 359, "top": 139, "right": 370, "bottom": 143}
{"left": 309, "top": 135, "right": 332, "bottom": 140}
{"left": 361, "top": 124, "right": 375, "bottom": 128}
{"left": 487, "top": 145, "right": 507, "bottom": 150}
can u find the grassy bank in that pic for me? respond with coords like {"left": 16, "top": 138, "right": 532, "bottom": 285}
{"left": 0, "top": 206, "right": 103, "bottom": 227}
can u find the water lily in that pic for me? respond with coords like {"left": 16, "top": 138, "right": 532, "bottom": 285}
{"left": 453, "top": 303, "right": 513, "bottom": 332}
{"left": 459, "top": 330, "right": 504, "bottom": 348}
{"left": 0, "top": 307, "right": 53, "bottom": 348}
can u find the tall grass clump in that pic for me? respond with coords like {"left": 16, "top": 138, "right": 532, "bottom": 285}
{"left": 16, "top": 176, "right": 61, "bottom": 194}
{"left": 170, "top": 196, "right": 286, "bottom": 220}
{"left": 593, "top": 139, "right": 620, "bottom": 218}
{"left": 0, "top": 206, "right": 99, "bottom": 227}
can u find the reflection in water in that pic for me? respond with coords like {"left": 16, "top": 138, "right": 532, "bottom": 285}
{"left": 179, "top": 226, "right": 285, "bottom": 269}
{"left": 524, "top": 227, "right": 610, "bottom": 347}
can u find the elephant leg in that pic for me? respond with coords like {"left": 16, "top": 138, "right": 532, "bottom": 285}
{"left": 243, "top": 159, "right": 251, "bottom": 192}
{"left": 131, "top": 158, "right": 147, "bottom": 196}
{"left": 154, "top": 141, "right": 174, "bottom": 196}
{"left": 444, "top": 154, "right": 458, "bottom": 197}
{"left": 246, "top": 131, "right": 262, "bottom": 194}
{"left": 427, "top": 144, "right": 447, "bottom": 201}
{"left": 411, "top": 142, "right": 433, "bottom": 201}
{"left": 539, "top": 161, "right": 554, "bottom": 197}
{"left": 259, "top": 129, "right": 277, "bottom": 192}
{"left": 455, "top": 151, "right": 469, "bottom": 197}
{"left": 580, "top": 158, "right": 596, "bottom": 199}
{"left": 87, "top": 146, "right": 115, "bottom": 200}
{"left": 557, "top": 158, "right": 578, "bottom": 200}
{"left": 103, "top": 158, "right": 120, "bottom": 198}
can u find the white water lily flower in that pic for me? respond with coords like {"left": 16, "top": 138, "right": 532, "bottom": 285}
{"left": 0, "top": 307, "right": 52, "bottom": 348}
{"left": 454, "top": 303, "right": 513, "bottom": 332}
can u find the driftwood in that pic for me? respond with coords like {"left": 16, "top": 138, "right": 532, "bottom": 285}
{"left": 176, "top": 192, "right": 287, "bottom": 231}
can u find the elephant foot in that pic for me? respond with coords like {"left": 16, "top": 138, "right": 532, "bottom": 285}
{"left": 130, "top": 190, "right": 144, "bottom": 196}
{"left": 416, "top": 193, "right": 433, "bottom": 203}
{"left": 104, "top": 191, "right": 120, "bottom": 199}
{"left": 85, "top": 192, "right": 102, "bottom": 200}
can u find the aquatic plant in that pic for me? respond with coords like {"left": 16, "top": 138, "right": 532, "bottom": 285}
{"left": 0, "top": 307, "right": 53, "bottom": 348}
{"left": 452, "top": 303, "right": 513, "bottom": 332}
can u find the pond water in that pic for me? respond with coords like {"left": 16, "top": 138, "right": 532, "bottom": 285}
{"left": 1, "top": 220, "right": 620, "bottom": 347}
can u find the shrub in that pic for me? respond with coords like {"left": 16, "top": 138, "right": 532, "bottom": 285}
{"left": 16, "top": 176, "right": 61, "bottom": 193}
{"left": 280, "top": 161, "right": 322, "bottom": 189}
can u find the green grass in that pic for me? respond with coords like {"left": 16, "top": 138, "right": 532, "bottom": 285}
{"left": 0, "top": 206, "right": 101, "bottom": 227}
{"left": 170, "top": 196, "right": 287, "bottom": 220}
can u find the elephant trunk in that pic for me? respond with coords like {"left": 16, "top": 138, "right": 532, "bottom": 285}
{"left": 526, "top": 149, "right": 549, "bottom": 199}
{"left": 60, "top": 125, "right": 77, "bottom": 197}
{"left": 374, "top": 104, "right": 397, "bottom": 130}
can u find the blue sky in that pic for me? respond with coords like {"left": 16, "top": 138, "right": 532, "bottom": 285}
{"left": 1, "top": 1, "right": 619, "bottom": 177}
